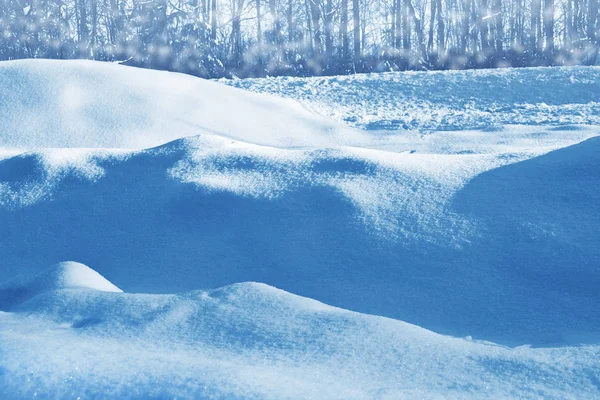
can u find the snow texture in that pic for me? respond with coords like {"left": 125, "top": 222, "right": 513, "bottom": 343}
{"left": 224, "top": 67, "right": 600, "bottom": 132}
{"left": 1, "top": 272, "right": 599, "bottom": 399}
{"left": 0, "top": 60, "right": 599, "bottom": 399}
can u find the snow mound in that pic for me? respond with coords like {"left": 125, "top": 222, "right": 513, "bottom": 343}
{"left": 0, "top": 261, "right": 121, "bottom": 310}
{"left": 1, "top": 128, "right": 599, "bottom": 345}
{"left": 0, "top": 277, "right": 598, "bottom": 399}
{"left": 33, "top": 261, "right": 122, "bottom": 293}
{"left": 0, "top": 59, "right": 363, "bottom": 150}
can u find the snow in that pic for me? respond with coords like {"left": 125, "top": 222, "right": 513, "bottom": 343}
{"left": 0, "top": 261, "right": 121, "bottom": 311}
{"left": 0, "top": 59, "right": 599, "bottom": 398}
{"left": 0, "top": 59, "right": 363, "bottom": 150}
{"left": 223, "top": 67, "right": 600, "bottom": 132}
{"left": 1, "top": 269, "right": 599, "bottom": 399}
{"left": 12, "top": 261, "right": 119, "bottom": 293}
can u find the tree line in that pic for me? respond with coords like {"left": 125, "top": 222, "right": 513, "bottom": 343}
{"left": 0, "top": 0, "right": 599, "bottom": 78}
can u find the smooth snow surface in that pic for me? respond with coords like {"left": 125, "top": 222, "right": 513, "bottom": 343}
{"left": 1, "top": 60, "right": 599, "bottom": 398}
{"left": 0, "top": 59, "right": 362, "bottom": 150}
{"left": 0, "top": 261, "right": 121, "bottom": 310}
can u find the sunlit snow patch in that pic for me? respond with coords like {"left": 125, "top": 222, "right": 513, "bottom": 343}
{"left": 0, "top": 59, "right": 364, "bottom": 150}
{"left": 0, "top": 262, "right": 121, "bottom": 311}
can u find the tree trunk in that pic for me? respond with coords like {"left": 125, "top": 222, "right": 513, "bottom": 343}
{"left": 211, "top": 0, "right": 217, "bottom": 44}
{"left": 324, "top": 0, "right": 333, "bottom": 62}
{"left": 309, "top": 0, "right": 322, "bottom": 59}
{"left": 340, "top": 0, "right": 348, "bottom": 60}
{"left": 77, "top": 0, "right": 89, "bottom": 57}
{"left": 305, "top": 0, "right": 314, "bottom": 52}
{"left": 543, "top": 0, "right": 554, "bottom": 53}
{"left": 269, "top": 0, "right": 283, "bottom": 45}
{"left": 436, "top": 0, "right": 444, "bottom": 51}
{"left": 589, "top": 0, "right": 598, "bottom": 44}
{"left": 257, "top": 0, "right": 263, "bottom": 72}
{"left": 352, "top": 0, "right": 361, "bottom": 63}
{"left": 427, "top": 0, "right": 436, "bottom": 52}
{"left": 515, "top": 0, "right": 524, "bottom": 48}
{"left": 530, "top": 0, "right": 541, "bottom": 51}
{"left": 480, "top": 0, "right": 492, "bottom": 54}
{"left": 231, "top": 0, "right": 244, "bottom": 63}
{"left": 574, "top": 0, "right": 581, "bottom": 41}
{"left": 91, "top": 0, "right": 97, "bottom": 55}
{"left": 352, "top": 0, "right": 360, "bottom": 62}
{"left": 288, "top": 0, "right": 293, "bottom": 43}
{"left": 405, "top": 0, "right": 425, "bottom": 62}
{"left": 565, "top": 0, "right": 572, "bottom": 48}
{"left": 492, "top": 0, "right": 503, "bottom": 52}
{"left": 402, "top": 0, "right": 410, "bottom": 50}
{"left": 460, "top": 0, "right": 471, "bottom": 54}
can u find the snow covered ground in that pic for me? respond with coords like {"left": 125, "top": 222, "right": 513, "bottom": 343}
{"left": 223, "top": 66, "right": 600, "bottom": 131}
{"left": 0, "top": 60, "right": 599, "bottom": 398}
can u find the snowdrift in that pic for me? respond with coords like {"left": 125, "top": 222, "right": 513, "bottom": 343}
{"left": 1, "top": 60, "right": 599, "bottom": 398}
{"left": 1, "top": 263, "right": 598, "bottom": 399}
{"left": 1, "top": 130, "right": 599, "bottom": 346}
{"left": 0, "top": 261, "right": 121, "bottom": 311}
{"left": 0, "top": 59, "right": 362, "bottom": 150}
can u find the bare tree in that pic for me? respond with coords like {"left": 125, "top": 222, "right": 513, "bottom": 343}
{"left": 353, "top": 0, "right": 360, "bottom": 61}
{"left": 544, "top": 0, "right": 554, "bottom": 52}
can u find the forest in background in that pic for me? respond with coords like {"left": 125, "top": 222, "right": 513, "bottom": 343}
{"left": 0, "top": 0, "right": 599, "bottom": 78}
